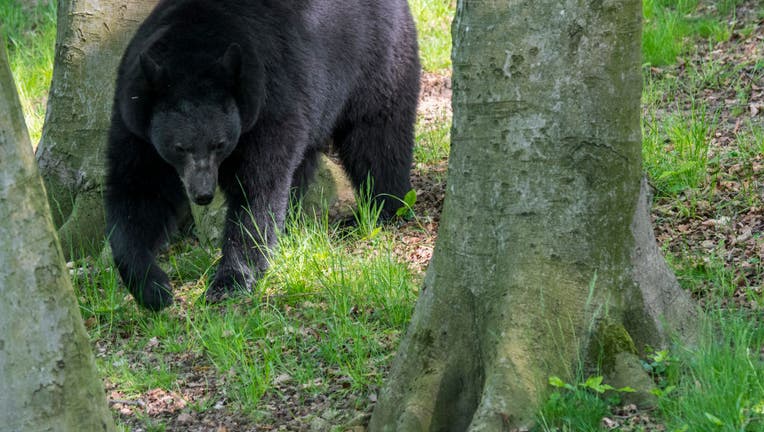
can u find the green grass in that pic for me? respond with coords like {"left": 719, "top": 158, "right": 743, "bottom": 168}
{"left": 667, "top": 246, "right": 739, "bottom": 298}
{"left": 734, "top": 122, "right": 764, "bottom": 158}
{"left": 642, "top": 100, "right": 716, "bottom": 196}
{"left": 0, "top": 0, "right": 56, "bottom": 144}
{"left": 74, "top": 206, "right": 416, "bottom": 418}
{"left": 410, "top": 0, "right": 454, "bottom": 72}
{"left": 536, "top": 376, "right": 613, "bottom": 432}
{"left": 414, "top": 109, "right": 451, "bottom": 165}
{"left": 537, "top": 391, "right": 609, "bottom": 432}
{"left": 642, "top": 0, "right": 744, "bottom": 66}
{"left": 659, "top": 312, "right": 764, "bottom": 431}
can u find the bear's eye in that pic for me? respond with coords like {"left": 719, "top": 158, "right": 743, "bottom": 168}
{"left": 213, "top": 141, "right": 226, "bottom": 152}
{"left": 174, "top": 143, "right": 189, "bottom": 154}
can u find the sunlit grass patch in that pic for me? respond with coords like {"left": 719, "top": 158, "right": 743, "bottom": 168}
{"left": 642, "top": 101, "right": 716, "bottom": 196}
{"left": 1, "top": 0, "right": 56, "bottom": 143}
{"left": 414, "top": 108, "right": 451, "bottom": 165}
{"left": 659, "top": 311, "right": 764, "bottom": 431}
{"left": 75, "top": 206, "right": 417, "bottom": 418}
{"left": 642, "top": 0, "right": 744, "bottom": 66}
{"left": 410, "top": 0, "right": 454, "bottom": 73}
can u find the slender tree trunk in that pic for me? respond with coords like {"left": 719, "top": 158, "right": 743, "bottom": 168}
{"left": 0, "top": 38, "right": 115, "bottom": 432}
{"left": 369, "top": 1, "right": 696, "bottom": 430}
{"left": 35, "top": 0, "right": 157, "bottom": 257}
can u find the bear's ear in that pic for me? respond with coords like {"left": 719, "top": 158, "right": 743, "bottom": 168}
{"left": 139, "top": 51, "right": 168, "bottom": 89}
{"left": 218, "top": 43, "right": 242, "bottom": 84}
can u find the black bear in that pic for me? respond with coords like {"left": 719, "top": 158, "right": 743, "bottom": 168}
{"left": 105, "top": 0, "right": 420, "bottom": 310}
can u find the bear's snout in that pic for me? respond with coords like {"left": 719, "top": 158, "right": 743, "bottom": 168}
{"left": 183, "top": 162, "right": 218, "bottom": 206}
{"left": 191, "top": 190, "right": 215, "bottom": 205}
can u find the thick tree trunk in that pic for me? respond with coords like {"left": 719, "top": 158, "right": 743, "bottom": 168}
{"left": 369, "top": 1, "right": 696, "bottom": 430}
{"left": 35, "top": 0, "right": 157, "bottom": 257}
{"left": 0, "top": 39, "right": 115, "bottom": 432}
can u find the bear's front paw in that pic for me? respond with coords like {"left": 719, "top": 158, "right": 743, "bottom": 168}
{"left": 204, "top": 267, "right": 255, "bottom": 304}
{"left": 132, "top": 268, "right": 174, "bottom": 311}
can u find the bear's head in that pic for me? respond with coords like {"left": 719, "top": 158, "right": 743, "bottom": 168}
{"left": 121, "top": 43, "right": 264, "bottom": 205}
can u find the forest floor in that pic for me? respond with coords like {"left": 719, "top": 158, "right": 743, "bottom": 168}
{"left": 648, "top": 4, "right": 764, "bottom": 309}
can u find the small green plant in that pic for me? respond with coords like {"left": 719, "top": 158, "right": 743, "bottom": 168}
{"left": 641, "top": 349, "right": 678, "bottom": 395}
{"left": 395, "top": 189, "right": 418, "bottom": 219}
{"left": 537, "top": 375, "right": 634, "bottom": 431}
{"left": 549, "top": 375, "right": 635, "bottom": 396}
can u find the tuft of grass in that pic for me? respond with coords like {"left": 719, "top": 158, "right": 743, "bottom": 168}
{"left": 642, "top": 101, "right": 716, "bottom": 196}
{"left": 643, "top": 1, "right": 693, "bottom": 66}
{"left": 734, "top": 123, "right": 764, "bottom": 159}
{"left": 188, "top": 306, "right": 276, "bottom": 409}
{"left": 414, "top": 109, "right": 451, "bottom": 165}
{"left": 351, "top": 178, "right": 384, "bottom": 240}
{"left": 659, "top": 312, "right": 764, "bottom": 431}
{"left": 667, "top": 246, "right": 739, "bottom": 298}
{"left": 537, "top": 389, "right": 609, "bottom": 432}
{"left": 0, "top": 0, "right": 57, "bottom": 143}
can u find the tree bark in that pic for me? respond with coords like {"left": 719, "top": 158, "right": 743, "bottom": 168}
{"left": 35, "top": 0, "right": 157, "bottom": 257}
{"left": 0, "top": 38, "right": 116, "bottom": 432}
{"left": 369, "top": 1, "right": 696, "bottom": 430}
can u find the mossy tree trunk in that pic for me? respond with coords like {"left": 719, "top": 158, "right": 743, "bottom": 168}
{"left": 0, "top": 38, "right": 115, "bottom": 432}
{"left": 369, "top": 1, "right": 696, "bottom": 430}
{"left": 35, "top": 0, "right": 157, "bottom": 257}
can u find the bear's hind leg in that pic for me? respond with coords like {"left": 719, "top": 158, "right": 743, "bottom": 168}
{"left": 289, "top": 146, "right": 320, "bottom": 201}
{"left": 334, "top": 95, "right": 417, "bottom": 219}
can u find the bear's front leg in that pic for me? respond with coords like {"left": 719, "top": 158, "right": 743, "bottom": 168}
{"left": 205, "top": 124, "right": 302, "bottom": 302}
{"left": 106, "top": 185, "right": 186, "bottom": 311}
{"left": 105, "top": 131, "right": 188, "bottom": 311}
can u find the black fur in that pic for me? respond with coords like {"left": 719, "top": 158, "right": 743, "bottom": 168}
{"left": 105, "top": 0, "right": 420, "bottom": 310}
